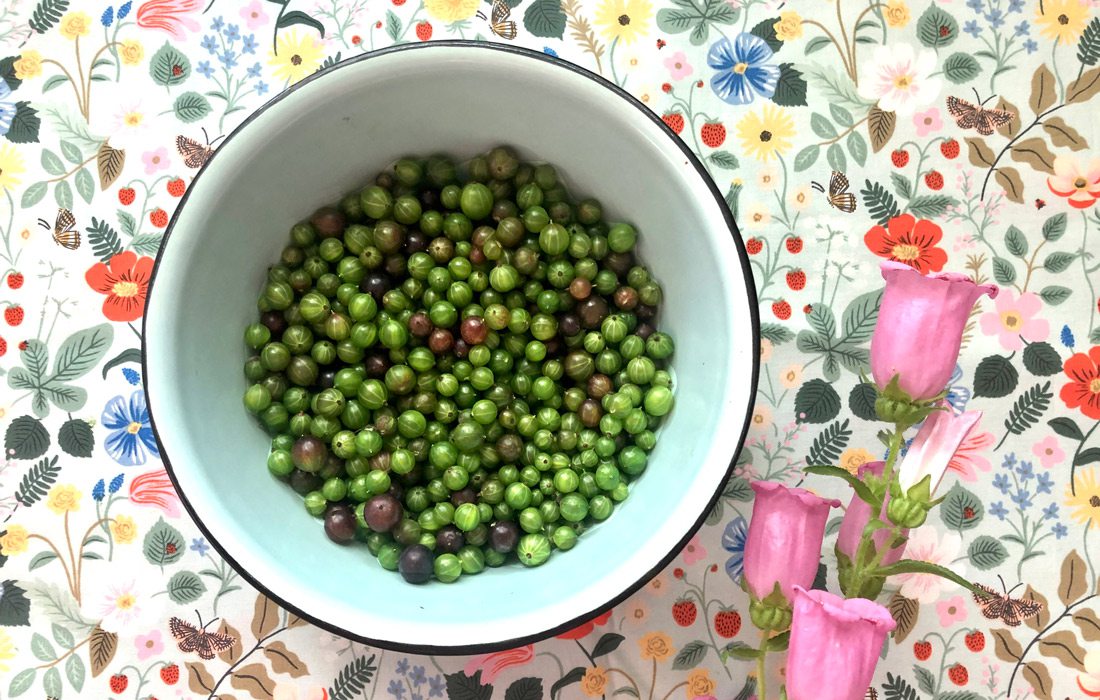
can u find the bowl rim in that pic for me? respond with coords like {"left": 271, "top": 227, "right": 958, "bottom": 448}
{"left": 142, "top": 39, "right": 761, "bottom": 655}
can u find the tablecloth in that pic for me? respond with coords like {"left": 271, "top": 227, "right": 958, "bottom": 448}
{"left": 0, "top": 0, "right": 1098, "bottom": 698}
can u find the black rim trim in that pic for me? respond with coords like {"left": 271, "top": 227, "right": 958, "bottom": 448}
{"left": 141, "top": 39, "right": 761, "bottom": 656}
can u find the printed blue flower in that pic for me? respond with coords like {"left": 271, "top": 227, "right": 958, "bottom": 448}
{"left": 0, "top": 82, "right": 17, "bottom": 137}
{"left": 117, "top": 0, "right": 132, "bottom": 19}
{"left": 1062, "top": 325, "right": 1076, "bottom": 348}
{"left": 101, "top": 390, "right": 159, "bottom": 466}
{"left": 964, "top": 20, "right": 982, "bottom": 36}
{"left": 109, "top": 473, "right": 124, "bottom": 493}
{"left": 409, "top": 666, "right": 426, "bottom": 686}
{"left": 966, "top": 0, "right": 983, "bottom": 12}
{"left": 411, "top": 694, "right": 423, "bottom": 700}
{"left": 92, "top": 479, "right": 106, "bottom": 502}
{"left": 191, "top": 538, "right": 210, "bottom": 556}
{"left": 122, "top": 367, "right": 141, "bottom": 385}
{"left": 197, "top": 60, "right": 215, "bottom": 78}
{"left": 1011, "top": 489, "right": 1032, "bottom": 509}
{"left": 990, "top": 501, "right": 1008, "bottom": 519}
{"left": 225, "top": 23, "right": 241, "bottom": 42}
{"left": 395, "top": 658, "right": 409, "bottom": 676}
{"left": 722, "top": 516, "right": 747, "bottom": 582}
{"left": 247, "top": 62, "right": 262, "bottom": 78}
{"left": 242, "top": 34, "right": 259, "bottom": 54}
{"left": 388, "top": 679, "right": 406, "bottom": 700}
{"left": 212, "top": 15, "right": 225, "bottom": 31}
{"left": 220, "top": 51, "right": 238, "bottom": 68}
{"left": 1053, "top": 522, "right": 1068, "bottom": 538}
{"left": 1016, "top": 460, "right": 1034, "bottom": 481}
{"left": 255, "top": 81, "right": 269, "bottom": 95}
{"left": 992, "top": 473, "right": 1011, "bottom": 494}
{"left": 987, "top": 10, "right": 1005, "bottom": 28}
{"left": 201, "top": 35, "right": 219, "bottom": 54}
{"left": 707, "top": 33, "right": 780, "bottom": 105}
{"left": 101, "top": 6, "right": 114, "bottom": 27}
{"left": 1025, "top": 39, "right": 1038, "bottom": 53}
{"left": 1002, "top": 452, "right": 1017, "bottom": 469}
{"left": 1041, "top": 502, "right": 1058, "bottom": 520}
{"left": 1035, "top": 472, "right": 1054, "bottom": 494}
{"left": 428, "top": 676, "right": 445, "bottom": 697}
{"left": 1014, "top": 20, "right": 1029, "bottom": 36}
{"left": 543, "top": 47, "right": 558, "bottom": 57}
{"left": 1007, "top": 0, "right": 1024, "bottom": 12}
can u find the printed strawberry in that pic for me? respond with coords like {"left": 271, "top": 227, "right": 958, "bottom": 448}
{"left": 940, "top": 138, "right": 960, "bottom": 159}
{"left": 913, "top": 640, "right": 932, "bottom": 660}
{"left": 713, "top": 609, "right": 741, "bottom": 638}
{"left": 700, "top": 120, "right": 726, "bottom": 148}
{"left": 745, "top": 237, "right": 763, "bottom": 255}
{"left": 0, "top": 336, "right": 6, "bottom": 357}
{"left": 662, "top": 112, "right": 685, "bottom": 134}
{"left": 150, "top": 208, "right": 169, "bottom": 228}
{"left": 110, "top": 673, "right": 129, "bottom": 693}
{"left": 924, "top": 170, "right": 944, "bottom": 190}
{"left": 772, "top": 299, "right": 791, "bottom": 320}
{"left": 785, "top": 236, "right": 803, "bottom": 254}
{"left": 786, "top": 269, "right": 806, "bottom": 290}
{"left": 160, "top": 663, "right": 180, "bottom": 685}
{"left": 393, "top": 0, "right": 407, "bottom": 5}
{"left": 118, "top": 187, "right": 136, "bottom": 205}
{"left": 948, "top": 664, "right": 968, "bottom": 686}
{"left": 415, "top": 21, "right": 432, "bottom": 40}
{"left": 964, "top": 630, "right": 985, "bottom": 652}
{"left": 6, "top": 272, "right": 22, "bottom": 289}
{"left": 672, "top": 598, "right": 697, "bottom": 626}
{"left": 167, "top": 178, "right": 186, "bottom": 197}
{"left": 5, "top": 305, "right": 23, "bottom": 326}
{"left": 891, "top": 149, "right": 909, "bottom": 168}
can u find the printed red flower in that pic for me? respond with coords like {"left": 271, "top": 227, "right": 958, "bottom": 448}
{"left": 136, "top": 0, "right": 203, "bottom": 39}
{"left": 556, "top": 609, "right": 613, "bottom": 639}
{"left": 85, "top": 250, "right": 154, "bottom": 322}
{"left": 129, "top": 469, "right": 182, "bottom": 517}
{"left": 463, "top": 644, "right": 534, "bottom": 683}
{"left": 1060, "top": 346, "right": 1100, "bottom": 420}
{"left": 863, "top": 213, "right": 947, "bottom": 273}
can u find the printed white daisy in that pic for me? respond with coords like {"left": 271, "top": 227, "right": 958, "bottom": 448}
{"left": 890, "top": 527, "right": 965, "bottom": 604}
{"left": 858, "top": 44, "right": 941, "bottom": 115}
{"left": 95, "top": 578, "right": 156, "bottom": 633}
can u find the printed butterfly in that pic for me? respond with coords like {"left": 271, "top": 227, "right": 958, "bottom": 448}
{"left": 946, "top": 96, "right": 1015, "bottom": 136}
{"left": 38, "top": 209, "right": 80, "bottom": 250}
{"left": 810, "top": 171, "right": 857, "bottom": 213}
{"left": 169, "top": 616, "right": 236, "bottom": 659}
{"left": 476, "top": 0, "right": 517, "bottom": 40}
{"left": 176, "top": 135, "right": 215, "bottom": 169}
{"left": 972, "top": 581, "right": 1044, "bottom": 627}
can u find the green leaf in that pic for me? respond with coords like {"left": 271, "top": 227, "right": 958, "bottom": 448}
{"left": 707, "top": 151, "right": 738, "bottom": 169}
{"left": 101, "top": 348, "right": 142, "bottom": 379}
{"left": 59, "top": 139, "right": 83, "bottom": 164}
{"left": 444, "top": 670, "right": 493, "bottom": 700}
{"left": 52, "top": 622, "right": 74, "bottom": 648}
{"left": 1043, "top": 212, "right": 1067, "bottom": 240}
{"left": 504, "top": 678, "right": 543, "bottom": 700}
{"left": 802, "top": 63, "right": 874, "bottom": 111}
{"left": 830, "top": 103, "right": 854, "bottom": 127}
{"left": 749, "top": 17, "right": 782, "bottom": 52}
{"left": 143, "top": 516, "right": 186, "bottom": 567}
{"left": 40, "top": 380, "right": 87, "bottom": 413}
{"left": 764, "top": 630, "right": 790, "bottom": 651}
{"left": 31, "top": 632, "right": 56, "bottom": 661}
{"left": 54, "top": 179, "right": 73, "bottom": 210}
{"left": 847, "top": 130, "right": 868, "bottom": 166}
{"left": 56, "top": 418, "right": 92, "bottom": 459}
{"left": 973, "top": 354, "right": 1019, "bottom": 398}
{"left": 1023, "top": 342, "right": 1061, "bottom": 375}
{"left": 759, "top": 323, "right": 794, "bottom": 345}
{"left": 117, "top": 209, "right": 137, "bottom": 238}
{"left": 805, "top": 419, "right": 853, "bottom": 466}
{"left": 0, "top": 55, "right": 21, "bottom": 91}
{"left": 826, "top": 143, "right": 847, "bottom": 173}
{"left": 1038, "top": 285, "right": 1072, "bottom": 305}
{"left": 805, "top": 36, "right": 832, "bottom": 54}
{"left": 173, "top": 91, "right": 213, "bottom": 123}
{"left": 53, "top": 324, "right": 114, "bottom": 382}
{"left": 0, "top": 580, "right": 30, "bottom": 626}
{"left": 939, "top": 693, "right": 983, "bottom": 700}
{"left": 810, "top": 112, "right": 838, "bottom": 139}
{"left": 874, "top": 559, "right": 979, "bottom": 594}
{"left": 6, "top": 101, "right": 41, "bottom": 144}
{"left": 75, "top": 167, "right": 94, "bottom": 203}
{"left": 590, "top": 632, "right": 624, "bottom": 658}
{"left": 908, "top": 194, "right": 957, "bottom": 218}
{"left": 29, "top": 550, "right": 57, "bottom": 570}
{"left": 21, "top": 181, "right": 48, "bottom": 207}
{"left": 723, "top": 642, "right": 761, "bottom": 660}
{"left": 807, "top": 304, "right": 837, "bottom": 339}
{"left": 385, "top": 9, "right": 401, "bottom": 40}
{"left": 723, "top": 475, "right": 753, "bottom": 502}
{"left": 771, "top": 63, "right": 807, "bottom": 106}
{"left": 149, "top": 41, "right": 190, "bottom": 87}
{"left": 941, "top": 483, "right": 984, "bottom": 530}
{"left": 849, "top": 383, "right": 878, "bottom": 420}
{"left": 968, "top": 535, "right": 1009, "bottom": 570}
{"left": 43, "top": 667, "right": 61, "bottom": 698}
{"left": 672, "top": 639, "right": 708, "bottom": 669}
{"left": 914, "top": 666, "right": 935, "bottom": 694}
{"left": 792, "top": 144, "right": 820, "bottom": 172}
{"left": 86, "top": 217, "right": 123, "bottom": 263}
{"left": 1005, "top": 225, "right": 1028, "bottom": 257}
{"left": 131, "top": 233, "right": 164, "bottom": 255}
{"left": 992, "top": 256, "right": 1017, "bottom": 285}
{"left": 794, "top": 379, "right": 841, "bottom": 423}
{"left": 41, "top": 148, "right": 65, "bottom": 175}
{"left": 943, "top": 52, "right": 980, "bottom": 83}
{"left": 167, "top": 570, "right": 207, "bottom": 604}
{"left": 890, "top": 172, "right": 913, "bottom": 199}
{"left": 805, "top": 464, "right": 874, "bottom": 504}
{"left": 1078, "top": 17, "right": 1100, "bottom": 65}
{"left": 29, "top": 0, "right": 69, "bottom": 33}
{"left": 917, "top": 4, "right": 958, "bottom": 48}
{"left": 66, "top": 652, "right": 85, "bottom": 691}
{"left": 1049, "top": 416, "right": 1084, "bottom": 441}
{"left": 1075, "top": 447, "right": 1100, "bottom": 466}
{"left": 15, "top": 455, "right": 61, "bottom": 506}
{"left": 861, "top": 179, "right": 901, "bottom": 225}
{"left": 8, "top": 668, "right": 35, "bottom": 697}
{"left": 549, "top": 667, "right": 585, "bottom": 700}
{"left": 523, "top": 0, "right": 566, "bottom": 38}
{"left": 1044, "top": 251, "right": 1077, "bottom": 273}
{"left": 276, "top": 9, "right": 325, "bottom": 36}
{"left": 842, "top": 290, "right": 882, "bottom": 343}
{"left": 5, "top": 415, "right": 50, "bottom": 459}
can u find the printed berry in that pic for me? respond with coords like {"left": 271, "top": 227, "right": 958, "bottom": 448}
{"left": 672, "top": 567, "right": 684, "bottom": 579}
{"left": 745, "top": 237, "right": 763, "bottom": 255}
{"left": 772, "top": 299, "right": 791, "bottom": 320}
{"left": 964, "top": 631, "right": 985, "bottom": 652}
{"left": 150, "top": 208, "right": 169, "bottom": 228}
{"left": 672, "top": 598, "right": 697, "bottom": 626}
{"left": 351, "top": 35, "right": 362, "bottom": 44}
{"left": 891, "top": 149, "right": 909, "bottom": 168}
{"left": 4, "top": 305, "right": 23, "bottom": 326}
{"left": 6, "top": 272, "right": 22, "bottom": 289}
{"left": 662, "top": 112, "right": 685, "bottom": 134}
{"left": 714, "top": 609, "right": 741, "bottom": 638}
{"left": 786, "top": 269, "right": 806, "bottom": 290}
{"left": 948, "top": 664, "right": 968, "bottom": 686}
{"left": 785, "top": 236, "right": 803, "bottom": 254}
{"left": 110, "top": 674, "right": 129, "bottom": 693}
{"left": 0, "top": 336, "right": 6, "bottom": 357}
{"left": 167, "top": 178, "right": 186, "bottom": 197}
{"left": 700, "top": 120, "right": 726, "bottom": 148}
{"left": 393, "top": 0, "right": 407, "bottom": 4}
{"left": 118, "top": 187, "right": 136, "bottom": 205}
{"left": 160, "top": 663, "right": 180, "bottom": 685}
{"left": 925, "top": 170, "right": 944, "bottom": 190}
{"left": 661, "top": 82, "right": 672, "bottom": 93}
{"left": 940, "top": 138, "right": 960, "bottom": 159}
{"left": 913, "top": 641, "right": 932, "bottom": 660}
{"left": 415, "top": 21, "right": 432, "bottom": 40}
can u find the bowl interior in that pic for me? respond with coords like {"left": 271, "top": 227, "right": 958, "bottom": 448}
{"left": 145, "top": 42, "right": 756, "bottom": 652}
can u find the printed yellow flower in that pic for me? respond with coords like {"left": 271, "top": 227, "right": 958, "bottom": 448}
{"left": 0, "top": 143, "right": 26, "bottom": 194}
{"left": 47, "top": 484, "right": 81, "bottom": 514}
{"left": 119, "top": 39, "right": 144, "bottom": 66}
{"left": 595, "top": 0, "right": 653, "bottom": 46}
{"left": 0, "top": 525, "right": 28, "bottom": 556}
{"left": 736, "top": 104, "right": 795, "bottom": 162}
{"left": 110, "top": 515, "right": 138, "bottom": 544}
{"left": 840, "top": 447, "right": 877, "bottom": 474}
{"left": 424, "top": 0, "right": 479, "bottom": 23}
{"left": 1036, "top": 0, "right": 1090, "bottom": 43}
{"left": 13, "top": 50, "right": 42, "bottom": 79}
{"left": 580, "top": 667, "right": 608, "bottom": 697}
{"left": 59, "top": 11, "right": 92, "bottom": 39}
{"left": 269, "top": 31, "right": 324, "bottom": 85}
{"left": 686, "top": 669, "right": 716, "bottom": 698}
{"left": 0, "top": 630, "right": 14, "bottom": 673}
{"left": 638, "top": 631, "right": 674, "bottom": 661}
{"left": 773, "top": 11, "right": 803, "bottom": 41}
{"left": 884, "top": 0, "right": 910, "bottom": 27}
{"left": 779, "top": 364, "right": 803, "bottom": 389}
{"left": 1066, "top": 468, "right": 1100, "bottom": 529}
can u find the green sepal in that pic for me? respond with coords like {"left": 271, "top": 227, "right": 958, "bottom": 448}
{"left": 764, "top": 630, "right": 791, "bottom": 652}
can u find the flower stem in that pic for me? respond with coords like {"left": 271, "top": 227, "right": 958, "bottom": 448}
{"left": 756, "top": 630, "right": 768, "bottom": 700}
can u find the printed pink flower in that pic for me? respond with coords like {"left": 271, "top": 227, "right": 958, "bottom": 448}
{"left": 663, "top": 51, "right": 693, "bottom": 79}
{"left": 463, "top": 644, "right": 534, "bottom": 683}
{"left": 134, "top": 629, "right": 163, "bottom": 660}
{"left": 891, "top": 526, "right": 964, "bottom": 604}
{"left": 136, "top": 0, "right": 203, "bottom": 38}
{"left": 979, "top": 289, "right": 1049, "bottom": 351}
{"left": 1032, "top": 435, "right": 1065, "bottom": 469}
{"left": 681, "top": 533, "right": 707, "bottom": 565}
{"left": 913, "top": 107, "right": 942, "bottom": 136}
{"left": 142, "top": 147, "right": 171, "bottom": 174}
{"left": 936, "top": 595, "right": 968, "bottom": 626}
{"left": 240, "top": 0, "right": 269, "bottom": 29}
{"left": 129, "top": 469, "right": 182, "bottom": 517}
{"left": 946, "top": 426, "right": 994, "bottom": 482}
{"left": 1047, "top": 155, "right": 1100, "bottom": 208}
